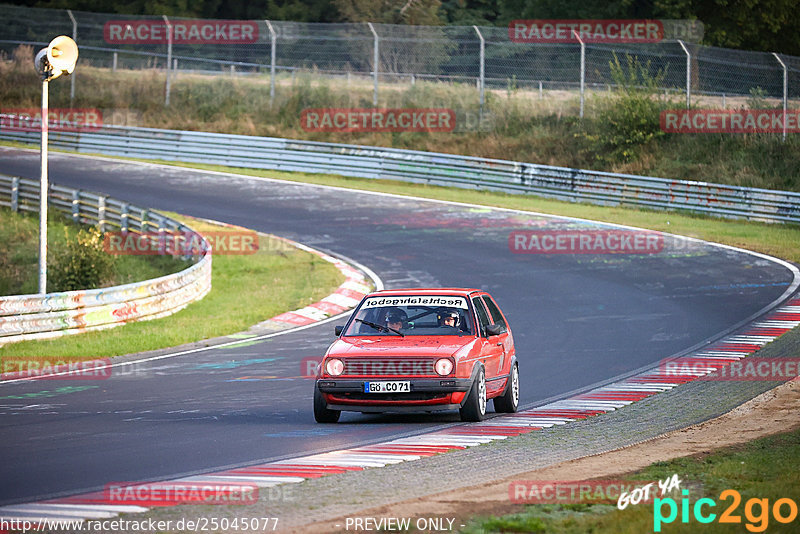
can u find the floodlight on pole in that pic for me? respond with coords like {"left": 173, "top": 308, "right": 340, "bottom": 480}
{"left": 34, "top": 35, "right": 78, "bottom": 295}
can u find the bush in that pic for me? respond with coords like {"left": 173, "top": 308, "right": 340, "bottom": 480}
{"left": 48, "top": 227, "right": 115, "bottom": 292}
{"left": 585, "top": 53, "right": 671, "bottom": 163}
{"left": 746, "top": 86, "right": 769, "bottom": 109}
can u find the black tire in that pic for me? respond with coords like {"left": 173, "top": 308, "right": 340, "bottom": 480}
{"left": 459, "top": 367, "right": 487, "bottom": 422}
{"left": 494, "top": 362, "right": 519, "bottom": 413}
{"left": 314, "top": 387, "right": 340, "bottom": 423}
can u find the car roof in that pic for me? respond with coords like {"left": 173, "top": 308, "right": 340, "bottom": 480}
{"left": 367, "top": 288, "right": 483, "bottom": 298}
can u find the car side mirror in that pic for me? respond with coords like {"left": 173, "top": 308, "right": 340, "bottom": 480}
{"left": 486, "top": 323, "right": 504, "bottom": 336}
{"left": 334, "top": 325, "right": 343, "bottom": 336}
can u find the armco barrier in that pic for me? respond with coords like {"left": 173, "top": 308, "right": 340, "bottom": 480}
{"left": 2, "top": 123, "right": 799, "bottom": 223}
{"left": 0, "top": 173, "right": 211, "bottom": 345}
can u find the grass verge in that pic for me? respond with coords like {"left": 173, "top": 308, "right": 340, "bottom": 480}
{"left": 460, "top": 427, "right": 800, "bottom": 533}
{"left": 2, "top": 48, "right": 799, "bottom": 191}
{"left": 2, "top": 149, "right": 798, "bottom": 361}
{"left": 0, "top": 214, "right": 345, "bottom": 360}
{"left": 148, "top": 160, "right": 800, "bottom": 264}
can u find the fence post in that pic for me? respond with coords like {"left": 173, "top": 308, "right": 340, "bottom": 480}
{"left": 367, "top": 22, "right": 379, "bottom": 107}
{"left": 572, "top": 30, "right": 585, "bottom": 119}
{"left": 678, "top": 40, "right": 691, "bottom": 109}
{"left": 112, "top": 51, "right": 118, "bottom": 72}
{"left": 265, "top": 20, "right": 277, "bottom": 108}
{"left": 120, "top": 203, "right": 129, "bottom": 233}
{"left": 11, "top": 176, "right": 19, "bottom": 212}
{"left": 163, "top": 15, "right": 172, "bottom": 106}
{"left": 772, "top": 52, "right": 788, "bottom": 143}
{"left": 98, "top": 195, "right": 106, "bottom": 233}
{"left": 67, "top": 9, "right": 77, "bottom": 102}
{"left": 473, "top": 26, "right": 485, "bottom": 113}
{"left": 72, "top": 190, "right": 80, "bottom": 222}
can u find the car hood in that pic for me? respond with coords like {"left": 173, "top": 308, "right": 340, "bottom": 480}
{"left": 328, "top": 336, "right": 476, "bottom": 358}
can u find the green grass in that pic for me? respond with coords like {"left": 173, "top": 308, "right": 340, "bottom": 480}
{"left": 3, "top": 150, "right": 798, "bottom": 364}
{"left": 0, "top": 214, "right": 346, "bottom": 360}
{"left": 3, "top": 140, "right": 799, "bottom": 361}
{"left": 8, "top": 146, "right": 799, "bottom": 264}
{"left": 0, "top": 207, "right": 187, "bottom": 295}
{"left": 460, "top": 428, "right": 800, "bottom": 533}
{"left": 149, "top": 161, "right": 800, "bottom": 264}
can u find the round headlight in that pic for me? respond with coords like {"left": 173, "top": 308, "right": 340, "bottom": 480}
{"left": 325, "top": 358, "right": 344, "bottom": 376}
{"left": 435, "top": 358, "right": 454, "bottom": 376}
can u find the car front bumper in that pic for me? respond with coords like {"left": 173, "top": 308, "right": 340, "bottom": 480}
{"left": 316, "top": 377, "right": 473, "bottom": 412}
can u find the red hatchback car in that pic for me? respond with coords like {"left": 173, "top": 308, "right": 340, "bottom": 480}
{"left": 314, "top": 288, "right": 519, "bottom": 423}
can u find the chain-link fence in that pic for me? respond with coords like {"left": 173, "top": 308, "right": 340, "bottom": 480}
{"left": 1, "top": 4, "right": 798, "bottom": 115}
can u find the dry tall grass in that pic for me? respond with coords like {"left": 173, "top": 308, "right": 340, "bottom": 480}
{"left": 2, "top": 47, "right": 798, "bottom": 191}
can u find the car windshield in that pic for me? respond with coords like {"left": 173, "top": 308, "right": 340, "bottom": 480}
{"left": 343, "top": 295, "right": 475, "bottom": 336}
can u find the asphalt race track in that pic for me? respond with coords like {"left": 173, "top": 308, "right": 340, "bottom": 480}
{"left": 0, "top": 148, "right": 795, "bottom": 505}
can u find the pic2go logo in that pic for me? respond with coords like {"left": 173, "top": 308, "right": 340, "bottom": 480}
{"left": 654, "top": 490, "right": 799, "bottom": 532}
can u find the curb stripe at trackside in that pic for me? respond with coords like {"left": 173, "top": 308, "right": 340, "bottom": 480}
{"left": 25, "top": 286, "right": 789, "bottom": 524}
{"left": 2, "top": 165, "right": 800, "bottom": 524}
{"left": 0, "top": 231, "right": 380, "bottom": 524}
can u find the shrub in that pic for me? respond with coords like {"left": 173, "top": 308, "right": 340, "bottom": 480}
{"left": 48, "top": 227, "right": 115, "bottom": 292}
{"left": 587, "top": 53, "right": 671, "bottom": 163}
{"left": 746, "top": 86, "right": 769, "bottom": 109}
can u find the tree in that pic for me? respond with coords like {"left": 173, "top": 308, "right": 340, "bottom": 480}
{"left": 496, "top": 0, "right": 800, "bottom": 54}
{"left": 334, "top": 0, "right": 444, "bottom": 24}
{"left": 440, "top": 0, "right": 501, "bottom": 25}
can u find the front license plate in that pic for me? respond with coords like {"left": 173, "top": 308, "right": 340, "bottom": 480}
{"left": 364, "top": 381, "right": 411, "bottom": 393}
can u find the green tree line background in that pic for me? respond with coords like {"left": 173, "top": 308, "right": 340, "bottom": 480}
{"left": 5, "top": 0, "right": 800, "bottom": 55}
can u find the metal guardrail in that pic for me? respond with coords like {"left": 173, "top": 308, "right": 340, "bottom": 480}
{"left": 0, "top": 173, "right": 212, "bottom": 344}
{"left": 2, "top": 124, "right": 799, "bottom": 224}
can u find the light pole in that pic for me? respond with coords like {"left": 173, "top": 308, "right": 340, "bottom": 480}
{"left": 34, "top": 36, "right": 78, "bottom": 295}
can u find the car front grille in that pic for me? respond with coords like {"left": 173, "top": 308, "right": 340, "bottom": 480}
{"left": 342, "top": 358, "right": 435, "bottom": 376}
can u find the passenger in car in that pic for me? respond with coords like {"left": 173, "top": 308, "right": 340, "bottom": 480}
{"left": 438, "top": 310, "right": 460, "bottom": 329}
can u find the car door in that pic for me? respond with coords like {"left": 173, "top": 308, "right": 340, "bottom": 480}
{"left": 482, "top": 294, "right": 512, "bottom": 377}
{"left": 471, "top": 296, "right": 504, "bottom": 387}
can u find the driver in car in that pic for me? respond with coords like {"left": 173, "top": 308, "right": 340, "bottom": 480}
{"left": 385, "top": 309, "right": 406, "bottom": 332}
